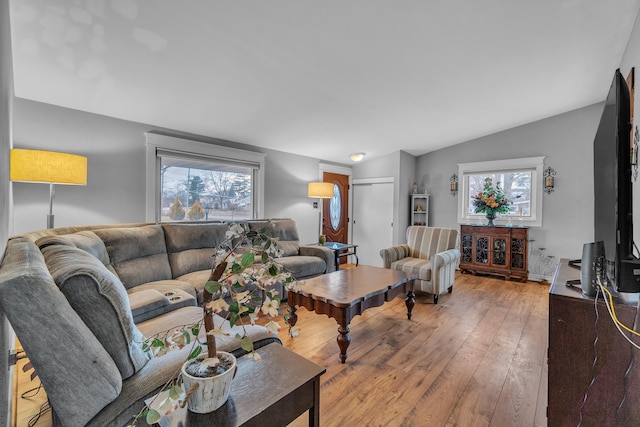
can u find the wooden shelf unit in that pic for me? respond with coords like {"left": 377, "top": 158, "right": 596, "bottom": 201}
{"left": 459, "top": 224, "right": 528, "bottom": 282}
{"left": 410, "top": 194, "right": 429, "bottom": 226}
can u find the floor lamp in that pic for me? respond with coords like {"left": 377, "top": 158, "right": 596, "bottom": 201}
{"left": 308, "top": 181, "right": 335, "bottom": 241}
{"left": 10, "top": 149, "right": 88, "bottom": 229}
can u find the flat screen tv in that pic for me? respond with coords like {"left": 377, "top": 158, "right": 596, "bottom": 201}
{"left": 593, "top": 69, "right": 640, "bottom": 297}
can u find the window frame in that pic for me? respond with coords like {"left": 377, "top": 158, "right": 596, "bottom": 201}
{"left": 457, "top": 156, "right": 545, "bottom": 227}
{"left": 145, "top": 132, "right": 266, "bottom": 222}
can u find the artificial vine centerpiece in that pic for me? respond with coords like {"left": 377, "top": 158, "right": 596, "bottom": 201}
{"left": 132, "top": 222, "right": 299, "bottom": 424}
{"left": 472, "top": 178, "right": 511, "bottom": 225}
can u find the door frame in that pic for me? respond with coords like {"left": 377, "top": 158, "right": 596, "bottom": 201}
{"left": 318, "top": 163, "right": 353, "bottom": 242}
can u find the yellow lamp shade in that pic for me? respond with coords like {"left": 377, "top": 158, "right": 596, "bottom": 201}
{"left": 307, "top": 182, "right": 335, "bottom": 198}
{"left": 10, "top": 149, "right": 87, "bottom": 185}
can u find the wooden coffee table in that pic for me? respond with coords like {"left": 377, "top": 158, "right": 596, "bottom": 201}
{"left": 287, "top": 265, "right": 417, "bottom": 363}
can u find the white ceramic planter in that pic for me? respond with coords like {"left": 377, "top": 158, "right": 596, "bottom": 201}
{"left": 181, "top": 352, "right": 237, "bottom": 413}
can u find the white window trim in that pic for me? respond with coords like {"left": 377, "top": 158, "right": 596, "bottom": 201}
{"left": 145, "top": 132, "right": 266, "bottom": 222}
{"left": 457, "top": 156, "right": 545, "bottom": 227}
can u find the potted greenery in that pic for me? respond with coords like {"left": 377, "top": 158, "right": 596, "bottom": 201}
{"left": 129, "top": 222, "right": 298, "bottom": 425}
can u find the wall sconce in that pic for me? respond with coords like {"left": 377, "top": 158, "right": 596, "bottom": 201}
{"left": 450, "top": 173, "right": 458, "bottom": 196}
{"left": 307, "top": 181, "right": 335, "bottom": 208}
{"left": 543, "top": 166, "right": 556, "bottom": 194}
{"left": 10, "top": 149, "right": 88, "bottom": 228}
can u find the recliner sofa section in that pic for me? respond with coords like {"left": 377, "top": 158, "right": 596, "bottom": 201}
{"left": 0, "top": 218, "right": 333, "bottom": 426}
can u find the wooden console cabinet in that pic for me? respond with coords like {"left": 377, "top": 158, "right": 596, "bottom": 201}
{"left": 548, "top": 259, "right": 640, "bottom": 426}
{"left": 459, "top": 224, "right": 528, "bottom": 282}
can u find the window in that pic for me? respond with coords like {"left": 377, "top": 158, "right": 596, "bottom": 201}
{"left": 457, "top": 157, "right": 545, "bottom": 227}
{"left": 145, "top": 132, "right": 265, "bottom": 222}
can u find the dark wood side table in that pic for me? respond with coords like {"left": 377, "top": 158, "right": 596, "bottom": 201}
{"left": 323, "top": 242, "right": 358, "bottom": 270}
{"left": 152, "top": 343, "right": 326, "bottom": 427}
{"left": 288, "top": 265, "right": 416, "bottom": 363}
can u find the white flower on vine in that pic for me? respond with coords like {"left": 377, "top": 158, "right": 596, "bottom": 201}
{"left": 261, "top": 296, "right": 279, "bottom": 317}
{"left": 264, "top": 320, "right": 281, "bottom": 334}
{"left": 289, "top": 325, "right": 300, "bottom": 337}
{"left": 248, "top": 311, "right": 259, "bottom": 325}
{"left": 225, "top": 223, "right": 245, "bottom": 239}
{"left": 206, "top": 298, "right": 229, "bottom": 313}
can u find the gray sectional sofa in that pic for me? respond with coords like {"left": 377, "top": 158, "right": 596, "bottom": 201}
{"left": 0, "top": 218, "right": 334, "bottom": 426}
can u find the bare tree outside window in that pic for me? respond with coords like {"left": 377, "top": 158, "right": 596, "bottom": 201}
{"left": 467, "top": 171, "right": 532, "bottom": 217}
{"left": 160, "top": 160, "right": 252, "bottom": 222}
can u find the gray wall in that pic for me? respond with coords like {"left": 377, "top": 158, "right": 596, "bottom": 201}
{"left": 0, "top": 0, "right": 13, "bottom": 424}
{"left": 12, "top": 98, "right": 341, "bottom": 245}
{"left": 416, "top": 103, "right": 603, "bottom": 273}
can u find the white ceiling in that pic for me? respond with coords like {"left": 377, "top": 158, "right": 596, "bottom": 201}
{"left": 8, "top": 0, "right": 640, "bottom": 164}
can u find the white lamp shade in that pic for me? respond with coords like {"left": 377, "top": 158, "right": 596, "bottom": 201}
{"left": 307, "top": 182, "right": 335, "bottom": 198}
{"left": 10, "top": 149, "right": 87, "bottom": 185}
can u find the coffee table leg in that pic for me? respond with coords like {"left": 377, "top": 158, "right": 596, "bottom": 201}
{"left": 288, "top": 305, "right": 298, "bottom": 326}
{"left": 405, "top": 290, "right": 415, "bottom": 320}
{"left": 337, "top": 323, "right": 350, "bottom": 363}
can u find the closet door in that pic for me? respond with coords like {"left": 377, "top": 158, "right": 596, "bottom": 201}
{"left": 352, "top": 180, "right": 393, "bottom": 267}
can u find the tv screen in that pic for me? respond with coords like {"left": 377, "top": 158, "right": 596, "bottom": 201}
{"left": 593, "top": 69, "right": 640, "bottom": 295}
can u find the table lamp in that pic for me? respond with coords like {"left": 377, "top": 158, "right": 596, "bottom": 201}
{"left": 10, "top": 149, "right": 88, "bottom": 229}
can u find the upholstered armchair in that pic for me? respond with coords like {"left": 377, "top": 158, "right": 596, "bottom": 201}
{"left": 380, "top": 226, "right": 460, "bottom": 304}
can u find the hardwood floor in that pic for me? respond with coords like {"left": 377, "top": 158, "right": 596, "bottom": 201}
{"left": 14, "top": 271, "right": 549, "bottom": 426}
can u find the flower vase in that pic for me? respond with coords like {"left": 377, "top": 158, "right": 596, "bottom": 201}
{"left": 486, "top": 212, "right": 496, "bottom": 226}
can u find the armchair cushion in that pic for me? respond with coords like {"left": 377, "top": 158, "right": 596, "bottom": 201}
{"left": 391, "top": 257, "right": 432, "bottom": 281}
{"left": 379, "top": 244, "right": 411, "bottom": 268}
{"left": 407, "top": 226, "right": 458, "bottom": 260}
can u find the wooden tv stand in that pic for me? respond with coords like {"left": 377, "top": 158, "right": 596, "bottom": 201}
{"left": 548, "top": 259, "right": 640, "bottom": 426}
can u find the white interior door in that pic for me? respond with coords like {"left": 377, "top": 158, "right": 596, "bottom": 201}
{"left": 352, "top": 181, "right": 394, "bottom": 267}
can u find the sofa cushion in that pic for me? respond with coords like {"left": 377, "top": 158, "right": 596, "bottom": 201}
{"left": 407, "top": 226, "right": 459, "bottom": 260}
{"left": 248, "top": 218, "right": 301, "bottom": 242}
{"left": 275, "top": 240, "right": 300, "bottom": 257}
{"left": 94, "top": 225, "right": 173, "bottom": 289}
{"left": 0, "top": 238, "right": 122, "bottom": 426}
{"left": 42, "top": 244, "right": 150, "bottom": 379}
{"left": 175, "top": 269, "right": 212, "bottom": 302}
{"left": 276, "top": 255, "right": 326, "bottom": 279}
{"left": 162, "top": 223, "right": 227, "bottom": 278}
{"left": 128, "top": 279, "right": 199, "bottom": 300}
{"left": 36, "top": 231, "right": 117, "bottom": 275}
{"left": 390, "top": 257, "right": 432, "bottom": 281}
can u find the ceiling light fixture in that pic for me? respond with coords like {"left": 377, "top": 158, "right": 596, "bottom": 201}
{"left": 349, "top": 152, "right": 366, "bottom": 162}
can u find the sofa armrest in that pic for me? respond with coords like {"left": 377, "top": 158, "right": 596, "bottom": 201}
{"left": 431, "top": 249, "right": 461, "bottom": 292}
{"left": 379, "top": 244, "right": 411, "bottom": 268}
{"left": 299, "top": 245, "right": 337, "bottom": 273}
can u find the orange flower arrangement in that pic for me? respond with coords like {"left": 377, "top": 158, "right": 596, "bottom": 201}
{"left": 472, "top": 178, "right": 511, "bottom": 215}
